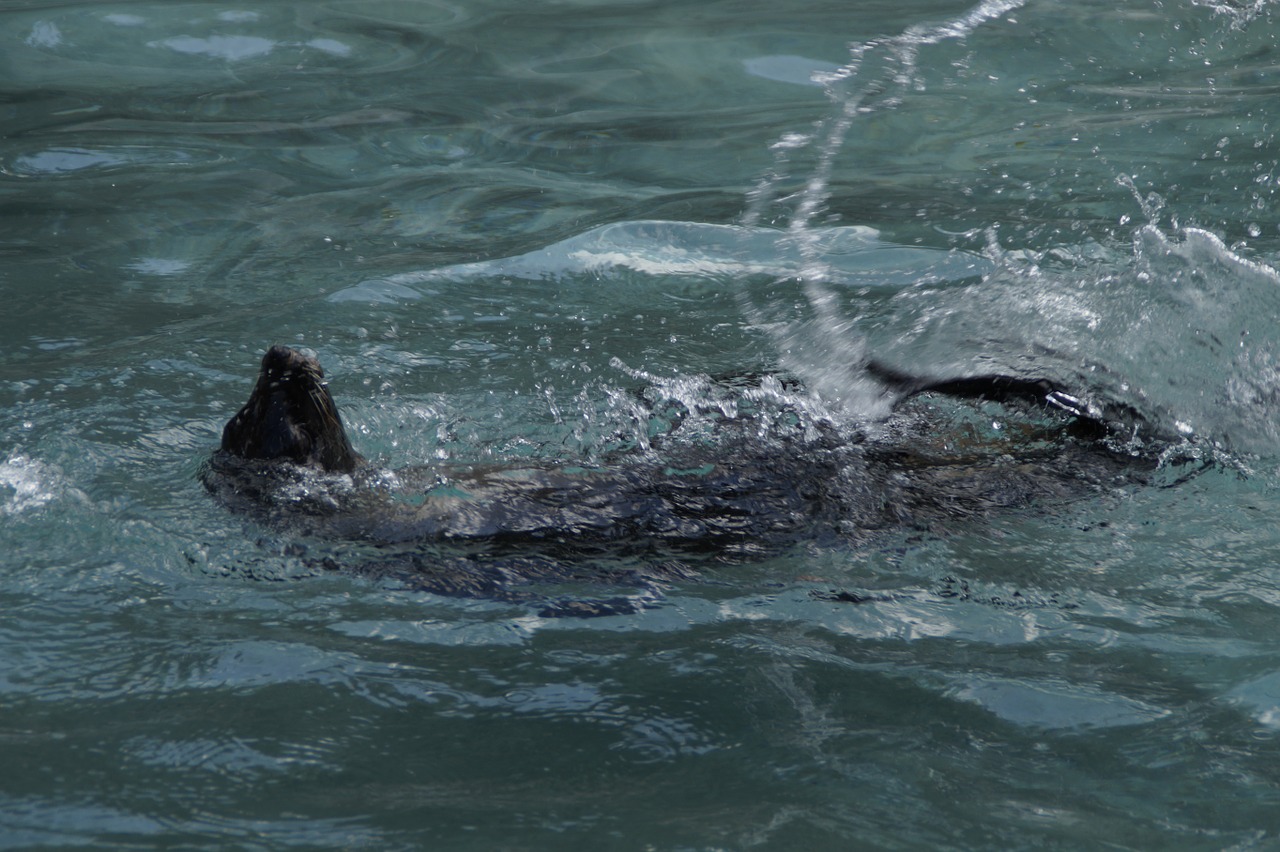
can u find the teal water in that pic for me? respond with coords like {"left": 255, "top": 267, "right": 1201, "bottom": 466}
{"left": 6, "top": 0, "right": 1280, "bottom": 848}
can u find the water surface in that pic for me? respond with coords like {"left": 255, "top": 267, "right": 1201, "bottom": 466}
{"left": 5, "top": 0, "right": 1280, "bottom": 848}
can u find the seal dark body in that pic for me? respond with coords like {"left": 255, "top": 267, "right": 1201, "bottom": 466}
{"left": 208, "top": 347, "right": 1159, "bottom": 540}
{"left": 204, "top": 346, "right": 1170, "bottom": 603}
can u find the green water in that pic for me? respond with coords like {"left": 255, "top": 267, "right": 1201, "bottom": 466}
{"left": 6, "top": 0, "right": 1280, "bottom": 848}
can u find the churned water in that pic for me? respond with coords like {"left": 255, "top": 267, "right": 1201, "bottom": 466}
{"left": 6, "top": 0, "right": 1280, "bottom": 848}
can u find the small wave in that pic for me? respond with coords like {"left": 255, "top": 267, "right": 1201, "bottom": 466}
{"left": 949, "top": 676, "right": 1171, "bottom": 730}
{"left": 742, "top": 54, "right": 841, "bottom": 87}
{"left": 150, "top": 35, "right": 278, "bottom": 62}
{"left": 327, "top": 220, "right": 992, "bottom": 304}
{"left": 1, "top": 146, "right": 205, "bottom": 178}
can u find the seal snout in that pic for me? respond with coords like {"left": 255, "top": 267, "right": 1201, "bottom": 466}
{"left": 220, "top": 345, "right": 363, "bottom": 474}
{"left": 261, "top": 344, "right": 323, "bottom": 383}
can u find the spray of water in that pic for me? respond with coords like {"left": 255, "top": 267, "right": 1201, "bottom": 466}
{"left": 740, "top": 0, "right": 1030, "bottom": 421}
{"left": 735, "top": 0, "right": 1280, "bottom": 458}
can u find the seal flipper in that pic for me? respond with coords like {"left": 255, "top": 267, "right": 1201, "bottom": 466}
{"left": 863, "top": 359, "right": 1151, "bottom": 443}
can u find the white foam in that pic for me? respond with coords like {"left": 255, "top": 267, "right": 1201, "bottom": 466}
{"left": 0, "top": 454, "right": 57, "bottom": 515}
{"left": 25, "top": 21, "right": 62, "bottom": 49}
{"left": 150, "top": 35, "right": 276, "bottom": 62}
{"left": 742, "top": 55, "right": 841, "bottom": 87}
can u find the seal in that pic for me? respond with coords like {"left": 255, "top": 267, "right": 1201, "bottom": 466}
{"left": 206, "top": 345, "right": 1163, "bottom": 560}
{"left": 220, "top": 344, "right": 362, "bottom": 473}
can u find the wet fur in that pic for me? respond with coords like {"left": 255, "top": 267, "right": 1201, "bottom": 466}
{"left": 220, "top": 345, "right": 362, "bottom": 473}
{"left": 204, "top": 346, "right": 1164, "bottom": 607}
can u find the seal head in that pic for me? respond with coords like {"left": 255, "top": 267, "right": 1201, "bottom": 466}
{"left": 219, "top": 345, "right": 362, "bottom": 473}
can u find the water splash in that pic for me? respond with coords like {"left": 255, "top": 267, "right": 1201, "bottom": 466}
{"left": 746, "top": 0, "right": 1030, "bottom": 234}
{"left": 735, "top": 0, "right": 1280, "bottom": 459}
{"left": 0, "top": 454, "right": 61, "bottom": 515}
{"left": 1192, "top": 0, "right": 1276, "bottom": 28}
{"left": 1127, "top": 223, "right": 1280, "bottom": 451}
{"left": 741, "top": 0, "right": 1030, "bottom": 419}
{"left": 606, "top": 356, "right": 844, "bottom": 452}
